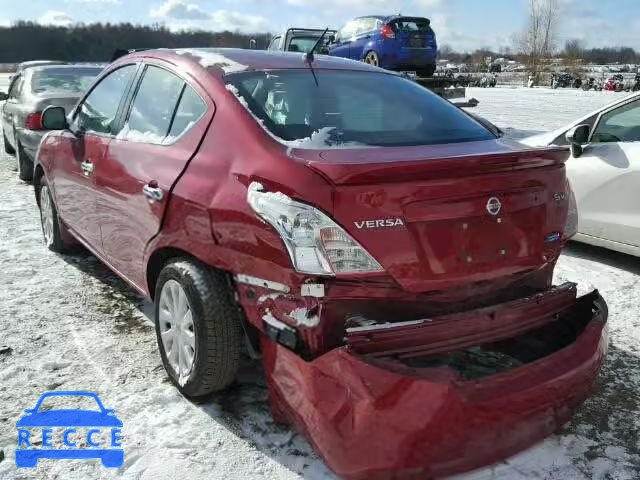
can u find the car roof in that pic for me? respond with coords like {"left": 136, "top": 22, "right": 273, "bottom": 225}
{"left": 126, "top": 48, "right": 384, "bottom": 77}
{"left": 28, "top": 64, "right": 104, "bottom": 73}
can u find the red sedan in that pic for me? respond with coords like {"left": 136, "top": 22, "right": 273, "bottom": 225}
{"left": 34, "top": 48, "right": 607, "bottom": 479}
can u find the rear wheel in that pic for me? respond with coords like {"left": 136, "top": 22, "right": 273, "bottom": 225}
{"left": 363, "top": 51, "right": 379, "bottom": 67}
{"left": 3, "top": 132, "right": 15, "bottom": 155}
{"left": 16, "top": 140, "right": 33, "bottom": 182}
{"left": 155, "top": 259, "right": 242, "bottom": 398}
{"left": 38, "top": 177, "right": 68, "bottom": 252}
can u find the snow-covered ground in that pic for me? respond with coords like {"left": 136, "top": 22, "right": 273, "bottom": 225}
{"left": 1, "top": 88, "right": 640, "bottom": 480}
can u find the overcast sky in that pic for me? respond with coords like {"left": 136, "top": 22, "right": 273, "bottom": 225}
{"left": 0, "top": 0, "right": 638, "bottom": 52}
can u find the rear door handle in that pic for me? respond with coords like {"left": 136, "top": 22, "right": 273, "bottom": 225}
{"left": 143, "top": 183, "right": 164, "bottom": 202}
{"left": 81, "top": 160, "right": 94, "bottom": 176}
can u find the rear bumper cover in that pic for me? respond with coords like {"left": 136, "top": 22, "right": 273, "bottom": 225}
{"left": 261, "top": 290, "right": 607, "bottom": 479}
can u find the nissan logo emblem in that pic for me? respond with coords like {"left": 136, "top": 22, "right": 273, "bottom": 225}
{"left": 486, "top": 197, "right": 502, "bottom": 216}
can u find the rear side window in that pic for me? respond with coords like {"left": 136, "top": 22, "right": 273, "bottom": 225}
{"left": 8, "top": 75, "right": 24, "bottom": 100}
{"left": 226, "top": 70, "right": 494, "bottom": 148}
{"left": 74, "top": 64, "right": 137, "bottom": 135}
{"left": 268, "top": 36, "right": 281, "bottom": 50}
{"left": 119, "top": 65, "right": 206, "bottom": 144}
{"left": 336, "top": 20, "right": 358, "bottom": 41}
{"left": 357, "top": 18, "right": 380, "bottom": 35}
{"left": 168, "top": 86, "right": 207, "bottom": 140}
{"left": 120, "top": 65, "right": 184, "bottom": 144}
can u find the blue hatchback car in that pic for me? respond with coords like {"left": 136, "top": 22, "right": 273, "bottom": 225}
{"left": 328, "top": 15, "right": 438, "bottom": 76}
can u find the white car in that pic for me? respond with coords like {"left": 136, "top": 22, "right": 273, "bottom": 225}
{"left": 521, "top": 93, "right": 640, "bottom": 257}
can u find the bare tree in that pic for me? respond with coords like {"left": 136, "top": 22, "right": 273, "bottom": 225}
{"left": 515, "top": 0, "right": 559, "bottom": 76}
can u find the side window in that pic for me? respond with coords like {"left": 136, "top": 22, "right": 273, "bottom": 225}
{"left": 74, "top": 65, "right": 137, "bottom": 135}
{"left": 592, "top": 100, "right": 640, "bottom": 143}
{"left": 337, "top": 21, "right": 357, "bottom": 41}
{"left": 167, "top": 85, "right": 207, "bottom": 141}
{"left": 268, "top": 36, "right": 281, "bottom": 50}
{"left": 357, "top": 18, "right": 378, "bottom": 36}
{"left": 8, "top": 75, "right": 24, "bottom": 100}
{"left": 119, "top": 65, "right": 184, "bottom": 144}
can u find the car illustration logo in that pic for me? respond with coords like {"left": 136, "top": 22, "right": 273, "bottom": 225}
{"left": 15, "top": 391, "right": 123, "bottom": 468}
{"left": 486, "top": 197, "right": 502, "bottom": 216}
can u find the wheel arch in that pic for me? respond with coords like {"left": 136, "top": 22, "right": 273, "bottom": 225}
{"left": 146, "top": 246, "right": 234, "bottom": 300}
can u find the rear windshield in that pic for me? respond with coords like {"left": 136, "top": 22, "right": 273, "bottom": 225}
{"left": 289, "top": 37, "right": 320, "bottom": 53}
{"left": 31, "top": 67, "right": 103, "bottom": 95}
{"left": 225, "top": 70, "right": 494, "bottom": 148}
{"left": 390, "top": 17, "right": 433, "bottom": 33}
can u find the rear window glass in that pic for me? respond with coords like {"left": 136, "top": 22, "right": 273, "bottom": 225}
{"left": 31, "top": 67, "right": 102, "bottom": 95}
{"left": 289, "top": 37, "right": 320, "bottom": 53}
{"left": 225, "top": 70, "right": 494, "bottom": 148}
{"left": 390, "top": 18, "right": 432, "bottom": 33}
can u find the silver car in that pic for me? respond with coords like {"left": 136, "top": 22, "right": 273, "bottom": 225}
{"left": 1, "top": 64, "right": 103, "bottom": 181}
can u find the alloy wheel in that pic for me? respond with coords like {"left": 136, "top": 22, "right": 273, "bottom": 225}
{"left": 159, "top": 279, "right": 196, "bottom": 378}
{"left": 364, "top": 52, "right": 379, "bottom": 66}
{"left": 40, "top": 185, "right": 54, "bottom": 247}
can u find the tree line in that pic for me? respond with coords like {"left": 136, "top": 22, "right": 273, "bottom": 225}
{"left": 0, "top": 22, "right": 272, "bottom": 63}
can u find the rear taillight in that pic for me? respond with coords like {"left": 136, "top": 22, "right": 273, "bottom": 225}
{"left": 381, "top": 24, "right": 395, "bottom": 39}
{"left": 25, "top": 112, "right": 43, "bottom": 131}
{"left": 564, "top": 182, "right": 578, "bottom": 239}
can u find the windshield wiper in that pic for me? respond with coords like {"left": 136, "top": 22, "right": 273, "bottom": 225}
{"left": 305, "top": 28, "right": 329, "bottom": 87}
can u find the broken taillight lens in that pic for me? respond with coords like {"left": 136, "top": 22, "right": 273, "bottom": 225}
{"left": 564, "top": 181, "right": 578, "bottom": 239}
{"left": 247, "top": 182, "right": 383, "bottom": 276}
{"left": 25, "top": 112, "right": 44, "bottom": 130}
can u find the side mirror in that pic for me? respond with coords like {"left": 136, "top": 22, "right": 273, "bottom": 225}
{"left": 0, "top": 91, "right": 7, "bottom": 101}
{"left": 566, "top": 124, "right": 590, "bottom": 158}
{"left": 328, "top": 34, "right": 335, "bottom": 44}
{"left": 41, "top": 105, "right": 68, "bottom": 130}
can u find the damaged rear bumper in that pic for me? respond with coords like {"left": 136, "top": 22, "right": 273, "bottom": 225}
{"left": 261, "top": 288, "right": 608, "bottom": 480}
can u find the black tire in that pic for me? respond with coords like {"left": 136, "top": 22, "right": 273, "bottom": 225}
{"left": 3, "top": 132, "right": 15, "bottom": 155}
{"left": 363, "top": 51, "right": 379, "bottom": 67}
{"left": 155, "top": 259, "right": 242, "bottom": 398}
{"left": 16, "top": 140, "right": 33, "bottom": 182}
{"left": 38, "top": 176, "right": 68, "bottom": 253}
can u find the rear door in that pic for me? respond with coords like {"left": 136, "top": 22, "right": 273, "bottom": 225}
{"left": 52, "top": 64, "right": 139, "bottom": 251}
{"left": 94, "top": 63, "right": 213, "bottom": 290}
{"left": 329, "top": 20, "right": 357, "bottom": 59}
{"left": 567, "top": 98, "right": 640, "bottom": 247}
{"left": 349, "top": 17, "right": 379, "bottom": 60}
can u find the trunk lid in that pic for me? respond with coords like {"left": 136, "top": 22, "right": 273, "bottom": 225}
{"left": 289, "top": 140, "right": 570, "bottom": 292}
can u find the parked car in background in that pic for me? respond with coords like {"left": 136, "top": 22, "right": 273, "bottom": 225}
{"left": 9, "top": 60, "right": 66, "bottom": 82}
{"left": 33, "top": 48, "right": 606, "bottom": 479}
{"left": 267, "top": 28, "right": 336, "bottom": 54}
{"left": 604, "top": 74, "right": 625, "bottom": 92}
{"left": 329, "top": 15, "right": 437, "bottom": 77}
{"left": 521, "top": 92, "right": 640, "bottom": 257}
{"left": 1, "top": 64, "right": 103, "bottom": 180}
